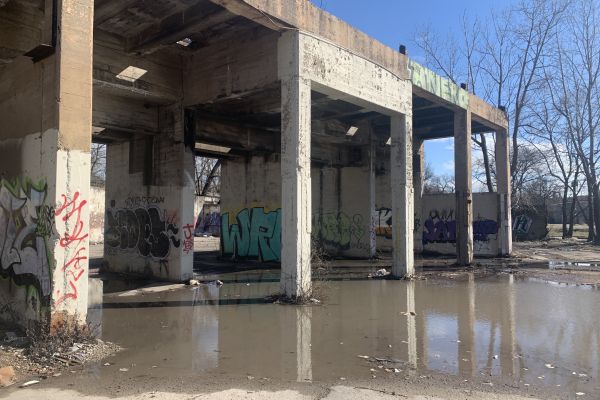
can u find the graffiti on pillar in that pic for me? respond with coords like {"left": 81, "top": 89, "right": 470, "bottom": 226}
{"left": 312, "top": 212, "right": 366, "bottom": 251}
{"left": 195, "top": 205, "right": 221, "bottom": 236}
{"left": 422, "top": 208, "right": 499, "bottom": 245}
{"left": 374, "top": 207, "right": 392, "bottom": 238}
{"left": 105, "top": 202, "right": 181, "bottom": 260}
{"left": 182, "top": 223, "right": 195, "bottom": 255}
{"left": 0, "top": 179, "right": 53, "bottom": 306}
{"left": 221, "top": 207, "right": 281, "bottom": 262}
{"left": 512, "top": 214, "right": 532, "bottom": 235}
{"left": 54, "top": 191, "right": 89, "bottom": 306}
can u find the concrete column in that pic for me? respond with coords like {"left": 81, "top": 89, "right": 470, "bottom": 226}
{"left": 278, "top": 31, "right": 312, "bottom": 298}
{"left": 413, "top": 137, "right": 425, "bottom": 254}
{"left": 390, "top": 114, "right": 414, "bottom": 277}
{"left": 495, "top": 127, "right": 512, "bottom": 256}
{"left": 0, "top": 0, "right": 93, "bottom": 328}
{"left": 104, "top": 104, "right": 195, "bottom": 282}
{"left": 454, "top": 110, "right": 473, "bottom": 265}
{"left": 368, "top": 127, "right": 378, "bottom": 258}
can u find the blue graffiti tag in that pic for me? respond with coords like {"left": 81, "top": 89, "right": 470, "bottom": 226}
{"left": 221, "top": 208, "right": 281, "bottom": 262}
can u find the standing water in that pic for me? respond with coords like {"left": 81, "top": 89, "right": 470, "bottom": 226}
{"left": 93, "top": 273, "right": 599, "bottom": 397}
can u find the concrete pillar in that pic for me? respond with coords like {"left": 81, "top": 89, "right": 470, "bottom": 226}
{"left": 413, "top": 137, "right": 425, "bottom": 254}
{"left": 454, "top": 110, "right": 473, "bottom": 265}
{"left": 104, "top": 104, "right": 195, "bottom": 282}
{"left": 390, "top": 114, "right": 414, "bottom": 277}
{"left": 0, "top": 0, "right": 93, "bottom": 328}
{"left": 278, "top": 31, "right": 312, "bottom": 298}
{"left": 495, "top": 127, "right": 512, "bottom": 256}
{"left": 368, "top": 125, "right": 377, "bottom": 258}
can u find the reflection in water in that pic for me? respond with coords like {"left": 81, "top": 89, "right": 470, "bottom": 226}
{"left": 97, "top": 274, "right": 600, "bottom": 397}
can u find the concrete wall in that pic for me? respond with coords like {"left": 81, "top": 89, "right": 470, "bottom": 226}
{"left": 220, "top": 155, "right": 282, "bottom": 262}
{"left": 90, "top": 186, "right": 106, "bottom": 244}
{"left": 220, "top": 154, "right": 374, "bottom": 261}
{"left": 419, "top": 193, "right": 500, "bottom": 256}
{"left": 103, "top": 126, "right": 195, "bottom": 282}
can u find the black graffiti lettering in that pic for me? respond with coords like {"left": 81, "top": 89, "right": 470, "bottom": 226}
{"left": 106, "top": 206, "right": 180, "bottom": 259}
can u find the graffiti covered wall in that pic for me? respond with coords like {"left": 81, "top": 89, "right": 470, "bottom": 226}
{"left": 0, "top": 178, "right": 53, "bottom": 320}
{"left": 419, "top": 193, "right": 500, "bottom": 256}
{"left": 219, "top": 156, "right": 282, "bottom": 261}
{"left": 103, "top": 140, "right": 195, "bottom": 281}
{"left": 220, "top": 156, "right": 375, "bottom": 261}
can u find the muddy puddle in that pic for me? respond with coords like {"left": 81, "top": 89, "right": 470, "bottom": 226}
{"left": 89, "top": 274, "right": 599, "bottom": 397}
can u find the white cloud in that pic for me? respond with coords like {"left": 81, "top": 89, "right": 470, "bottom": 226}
{"left": 442, "top": 160, "right": 455, "bottom": 172}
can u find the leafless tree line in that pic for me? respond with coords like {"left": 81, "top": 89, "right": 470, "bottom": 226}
{"left": 415, "top": 0, "right": 600, "bottom": 242}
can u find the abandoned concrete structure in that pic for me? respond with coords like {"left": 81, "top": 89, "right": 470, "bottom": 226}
{"left": 0, "top": 0, "right": 510, "bottom": 327}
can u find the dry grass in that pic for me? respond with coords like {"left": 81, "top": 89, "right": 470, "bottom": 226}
{"left": 547, "top": 224, "right": 589, "bottom": 240}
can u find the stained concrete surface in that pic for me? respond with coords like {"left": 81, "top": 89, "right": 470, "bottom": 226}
{"left": 3, "top": 270, "right": 600, "bottom": 399}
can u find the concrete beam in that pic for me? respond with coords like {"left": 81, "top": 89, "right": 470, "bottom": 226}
{"left": 183, "top": 27, "right": 279, "bottom": 106}
{"left": 278, "top": 30, "right": 312, "bottom": 298}
{"left": 469, "top": 95, "right": 508, "bottom": 131}
{"left": 126, "top": 3, "right": 233, "bottom": 55}
{"left": 390, "top": 113, "right": 414, "bottom": 277}
{"left": 454, "top": 110, "right": 473, "bottom": 265}
{"left": 210, "top": 0, "right": 410, "bottom": 81}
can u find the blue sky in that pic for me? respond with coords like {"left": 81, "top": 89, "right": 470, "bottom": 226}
{"left": 309, "top": 0, "right": 509, "bottom": 178}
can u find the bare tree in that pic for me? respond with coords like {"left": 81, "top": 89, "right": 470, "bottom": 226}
{"left": 194, "top": 156, "right": 221, "bottom": 197}
{"left": 526, "top": 86, "right": 581, "bottom": 237}
{"left": 547, "top": 0, "right": 600, "bottom": 242}
{"left": 90, "top": 143, "right": 106, "bottom": 186}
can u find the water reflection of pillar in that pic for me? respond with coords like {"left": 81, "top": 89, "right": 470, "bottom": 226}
{"left": 407, "top": 280, "right": 418, "bottom": 373}
{"left": 296, "top": 307, "right": 313, "bottom": 383}
{"left": 458, "top": 273, "right": 476, "bottom": 377}
{"left": 416, "top": 300, "right": 428, "bottom": 371}
{"left": 501, "top": 274, "right": 517, "bottom": 377}
{"left": 192, "top": 284, "right": 220, "bottom": 373}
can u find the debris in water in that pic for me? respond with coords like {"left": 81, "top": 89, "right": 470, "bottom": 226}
{"left": 357, "top": 355, "right": 370, "bottom": 359}
{"left": 576, "top": 393, "right": 585, "bottom": 396}
{"left": 188, "top": 279, "right": 200, "bottom": 286}
{"left": 368, "top": 269, "right": 390, "bottom": 279}
{"left": 493, "top": 355, "right": 499, "bottom": 360}
{"left": 401, "top": 311, "right": 417, "bottom": 316}
{"left": 545, "top": 363, "right": 555, "bottom": 369}
{"left": 119, "top": 368, "right": 129, "bottom": 372}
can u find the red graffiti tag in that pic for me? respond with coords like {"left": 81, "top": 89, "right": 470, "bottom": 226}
{"left": 183, "top": 223, "right": 194, "bottom": 254}
{"left": 54, "top": 192, "right": 88, "bottom": 306}
{"left": 55, "top": 192, "right": 89, "bottom": 247}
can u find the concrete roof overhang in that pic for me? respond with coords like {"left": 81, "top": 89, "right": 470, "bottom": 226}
{"left": 209, "top": 0, "right": 509, "bottom": 139}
